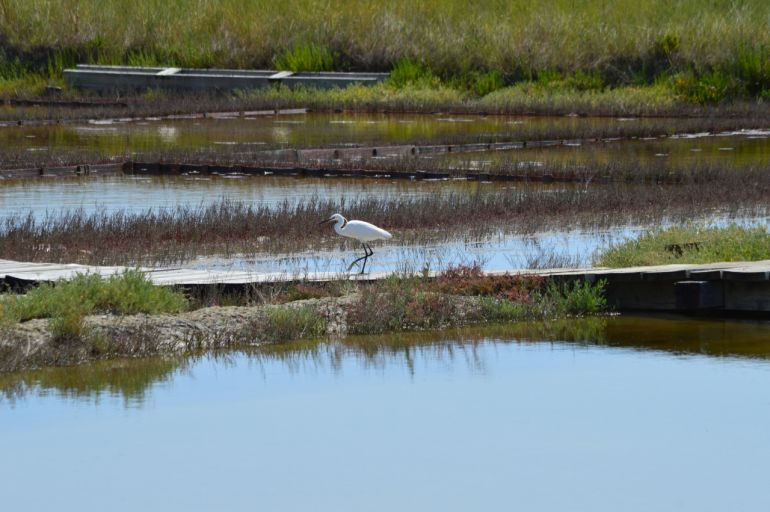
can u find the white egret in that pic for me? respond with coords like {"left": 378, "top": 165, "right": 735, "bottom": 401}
{"left": 319, "top": 213, "right": 392, "bottom": 273}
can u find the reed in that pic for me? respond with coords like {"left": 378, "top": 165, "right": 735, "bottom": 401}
{"left": 1, "top": 175, "right": 768, "bottom": 265}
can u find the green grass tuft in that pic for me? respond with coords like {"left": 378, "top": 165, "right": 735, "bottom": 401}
{"left": 274, "top": 43, "right": 335, "bottom": 72}
{"left": 387, "top": 58, "right": 440, "bottom": 88}
{"left": 596, "top": 225, "right": 770, "bottom": 267}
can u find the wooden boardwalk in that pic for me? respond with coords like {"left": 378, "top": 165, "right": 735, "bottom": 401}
{"left": 2, "top": 259, "right": 769, "bottom": 314}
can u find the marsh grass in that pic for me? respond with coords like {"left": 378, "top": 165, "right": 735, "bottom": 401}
{"left": 260, "top": 306, "right": 328, "bottom": 343}
{"left": 596, "top": 225, "right": 770, "bottom": 267}
{"left": 1, "top": 1, "right": 769, "bottom": 88}
{"left": 2, "top": 169, "right": 769, "bottom": 266}
{"left": 2, "top": 84, "right": 770, "bottom": 127}
{"left": 2, "top": 2, "right": 770, "bottom": 106}
{"left": 347, "top": 266, "right": 607, "bottom": 335}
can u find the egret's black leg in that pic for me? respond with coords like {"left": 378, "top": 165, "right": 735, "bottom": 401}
{"left": 360, "top": 254, "right": 368, "bottom": 274}
{"left": 347, "top": 243, "right": 370, "bottom": 272}
{"left": 360, "top": 243, "right": 375, "bottom": 274}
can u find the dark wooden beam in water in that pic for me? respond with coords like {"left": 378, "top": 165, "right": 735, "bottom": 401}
{"left": 0, "top": 163, "right": 125, "bottom": 179}
{"left": 2, "top": 259, "right": 770, "bottom": 316}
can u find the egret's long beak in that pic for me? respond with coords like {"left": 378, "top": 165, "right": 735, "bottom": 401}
{"left": 318, "top": 217, "right": 334, "bottom": 225}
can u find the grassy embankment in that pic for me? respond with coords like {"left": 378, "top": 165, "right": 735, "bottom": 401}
{"left": 2, "top": 1, "right": 770, "bottom": 113}
{"left": 0, "top": 266, "right": 607, "bottom": 370}
{"left": 597, "top": 225, "right": 770, "bottom": 267}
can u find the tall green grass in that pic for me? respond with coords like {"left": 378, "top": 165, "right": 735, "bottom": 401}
{"left": 2, "top": 0, "right": 770, "bottom": 102}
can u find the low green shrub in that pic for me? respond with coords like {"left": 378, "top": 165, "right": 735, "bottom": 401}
{"left": 471, "top": 70, "right": 505, "bottom": 96}
{"left": 544, "top": 279, "right": 608, "bottom": 316}
{"left": 479, "top": 279, "right": 607, "bottom": 321}
{"left": 0, "top": 270, "right": 188, "bottom": 341}
{"left": 387, "top": 58, "right": 440, "bottom": 88}
{"left": 672, "top": 71, "right": 738, "bottom": 104}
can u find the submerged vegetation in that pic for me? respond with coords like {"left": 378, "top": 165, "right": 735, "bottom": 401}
{"left": 1, "top": 1, "right": 770, "bottom": 108}
{"left": 597, "top": 225, "right": 770, "bottom": 267}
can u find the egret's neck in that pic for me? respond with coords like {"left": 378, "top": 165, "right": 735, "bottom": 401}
{"left": 333, "top": 217, "right": 347, "bottom": 235}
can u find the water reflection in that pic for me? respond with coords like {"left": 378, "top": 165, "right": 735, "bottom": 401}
{"left": 3, "top": 314, "right": 770, "bottom": 511}
{"left": 256, "top": 315, "right": 770, "bottom": 375}
{"left": 3, "top": 314, "right": 770, "bottom": 406}
{"left": 0, "top": 357, "right": 186, "bottom": 407}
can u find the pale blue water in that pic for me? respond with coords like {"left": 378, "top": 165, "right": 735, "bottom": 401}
{"left": 2, "top": 318, "right": 770, "bottom": 511}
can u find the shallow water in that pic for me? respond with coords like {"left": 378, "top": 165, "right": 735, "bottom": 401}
{"left": 0, "top": 174, "right": 493, "bottom": 219}
{"left": 441, "top": 127, "right": 770, "bottom": 169}
{"left": 2, "top": 112, "right": 769, "bottom": 166}
{"left": 0, "top": 112, "right": 705, "bottom": 151}
{"left": 2, "top": 315, "right": 770, "bottom": 511}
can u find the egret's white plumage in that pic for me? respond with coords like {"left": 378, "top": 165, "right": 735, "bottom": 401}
{"left": 320, "top": 213, "right": 392, "bottom": 273}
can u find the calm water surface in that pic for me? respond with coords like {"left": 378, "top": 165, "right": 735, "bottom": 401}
{"left": 2, "top": 315, "right": 770, "bottom": 511}
{"left": 0, "top": 175, "right": 485, "bottom": 218}
{"left": 2, "top": 112, "right": 768, "bottom": 165}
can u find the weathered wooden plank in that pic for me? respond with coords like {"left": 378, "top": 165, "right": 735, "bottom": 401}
{"left": 688, "top": 268, "right": 724, "bottom": 280}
